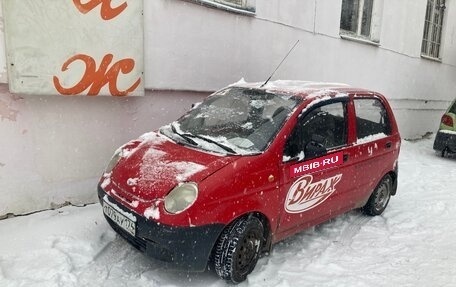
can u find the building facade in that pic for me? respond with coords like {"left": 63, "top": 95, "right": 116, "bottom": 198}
{"left": 148, "top": 0, "right": 456, "bottom": 136}
{"left": 1, "top": 0, "right": 455, "bottom": 216}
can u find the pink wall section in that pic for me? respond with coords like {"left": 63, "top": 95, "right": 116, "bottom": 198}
{"left": 0, "top": 85, "right": 208, "bottom": 217}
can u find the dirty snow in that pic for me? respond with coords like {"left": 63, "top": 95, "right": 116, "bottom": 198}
{"left": 0, "top": 136, "right": 455, "bottom": 287}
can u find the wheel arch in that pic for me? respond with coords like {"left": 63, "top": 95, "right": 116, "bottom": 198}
{"left": 251, "top": 211, "right": 273, "bottom": 253}
{"left": 388, "top": 166, "right": 398, "bottom": 196}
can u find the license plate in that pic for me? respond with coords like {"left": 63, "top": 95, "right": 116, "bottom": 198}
{"left": 103, "top": 199, "right": 136, "bottom": 237}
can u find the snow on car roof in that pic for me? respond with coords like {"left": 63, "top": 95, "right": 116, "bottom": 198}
{"left": 230, "top": 79, "right": 372, "bottom": 99}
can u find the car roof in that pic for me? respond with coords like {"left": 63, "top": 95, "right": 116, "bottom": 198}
{"left": 231, "top": 80, "right": 376, "bottom": 100}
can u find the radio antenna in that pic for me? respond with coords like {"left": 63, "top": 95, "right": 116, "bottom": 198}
{"left": 260, "top": 40, "right": 300, "bottom": 88}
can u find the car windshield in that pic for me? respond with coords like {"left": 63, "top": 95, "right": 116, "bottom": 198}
{"left": 160, "top": 87, "right": 301, "bottom": 155}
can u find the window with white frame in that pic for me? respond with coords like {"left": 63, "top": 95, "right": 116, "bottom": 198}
{"left": 421, "top": 0, "right": 446, "bottom": 59}
{"left": 340, "top": 0, "right": 383, "bottom": 43}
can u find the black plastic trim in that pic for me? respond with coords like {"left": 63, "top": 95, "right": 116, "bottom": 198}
{"left": 98, "top": 186, "right": 225, "bottom": 271}
{"left": 433, "top": 131, "right": 456, "bottom": 153}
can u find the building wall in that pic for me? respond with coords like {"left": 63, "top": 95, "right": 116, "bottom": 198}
{"left": 148, "top": 0, "right": 456, "bottom": 136}
{"left": 1, "top": 0, "right": 455, "bottom": 216}
{"left": 0, "top": 86, "right": 207, "bottom": 217}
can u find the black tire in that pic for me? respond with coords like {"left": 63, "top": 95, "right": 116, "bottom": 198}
{"left": 442, "top": 147, "right": 449, "bottom": 158}
{"left": 214, "top": 216, "right": 264, "bottom": 284}
{"left": 363, "top": 174, "right": 393, "bottom": 216}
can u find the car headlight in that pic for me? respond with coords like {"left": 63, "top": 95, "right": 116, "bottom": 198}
{"left": 164, "top": 183, "right": 198, "bottom": 214}
{"left": 105, "top": 149, "right": 122, "bottom": 173}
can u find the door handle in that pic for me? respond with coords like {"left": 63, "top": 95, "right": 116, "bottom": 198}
{"left": 343, "top": 154, "right": 349, "bottom": 162}
{"left": 385, "top": 142, "right": 392, "bottom": 149}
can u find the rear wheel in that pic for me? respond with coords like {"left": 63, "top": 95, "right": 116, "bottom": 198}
{"left": 213, "top": 216, "right": 264, "bottom": 284}
{"left": 441, "top": 147, "right": 449, "bottom": 158}
{"left": 363, "top": 174, "right": 393, "bottom": 216}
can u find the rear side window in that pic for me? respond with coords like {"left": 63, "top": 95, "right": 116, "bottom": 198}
{"left": 354, "top": 98, "right": 391, "bottom": 139}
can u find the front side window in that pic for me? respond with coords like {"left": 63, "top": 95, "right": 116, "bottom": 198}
{"left": 421, "top": 0, "right": 446, "bottom": 59}
{"left": 284, "top": 101, "right": 348, "bottom": 161}
{"left": 354, "top": 98, "right": 391, "bottom": 140}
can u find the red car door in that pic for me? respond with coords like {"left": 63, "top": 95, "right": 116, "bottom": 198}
{"left": 275, "top": 99, "right": 357, "bottom": 240}
{"left": 349, "top": 95, "right": 401, "bottom": 206}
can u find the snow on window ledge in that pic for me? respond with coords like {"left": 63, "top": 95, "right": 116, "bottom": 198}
{"left": 340, "top": 33, "right": 380, "bottom": 47}
{"left": 184, "top": 0, "right": 256, "bottom": 16}
{"left": 420, "top": 54, "right": 442, "bottom": 63}
{"left": 356, "top": 133, "right": 387, "bottom": 144}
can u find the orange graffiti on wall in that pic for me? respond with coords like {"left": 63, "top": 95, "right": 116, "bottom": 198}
{"left": 53, "top": 54, "right": 141, "bottom": 96}
{"left": 73, "top": 0, "right": 128, "bottom": 20}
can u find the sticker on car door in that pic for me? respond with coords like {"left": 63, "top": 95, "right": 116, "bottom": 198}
{"left": 285, "top": 174, "right": 342, "bottom": 213}
{"left": 290, "top": 151, "right": 343, "bottom": 178}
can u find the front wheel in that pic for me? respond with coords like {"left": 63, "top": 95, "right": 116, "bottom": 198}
{"left": 213, "top": 216, "right": 264, "bottom": 284}
{"left": 363, "top": 174, "right": 393, "bottom": 216}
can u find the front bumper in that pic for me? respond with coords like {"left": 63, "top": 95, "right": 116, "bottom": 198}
{"left": 98, "top": 186, "right": 224, "bottom": 271}
{"left": 433, "top": 131, "right": 456, "bottom": 153}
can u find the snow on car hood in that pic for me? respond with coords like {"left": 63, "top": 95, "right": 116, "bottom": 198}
{"left": 109, "top": 132, "right": 236, "bottom": 201}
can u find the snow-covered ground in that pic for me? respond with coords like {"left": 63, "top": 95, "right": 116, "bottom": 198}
{"left": 0, "top": 136, "right": 455, "bottom": 287}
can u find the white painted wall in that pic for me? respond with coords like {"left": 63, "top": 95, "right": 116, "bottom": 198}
{"left": 1, "top": 0, "right": 455, "bottom": 216}
{"left": 147, "top": 0, "right": 456, "bottom": 137}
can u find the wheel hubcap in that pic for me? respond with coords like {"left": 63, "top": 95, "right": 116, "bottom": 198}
{"left": 374, "top": 181, "right": 390, "bottom": 211}
{"left": 237, "top": 231, "right": 261, "bottom": 273}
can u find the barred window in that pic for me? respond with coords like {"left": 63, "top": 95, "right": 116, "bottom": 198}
{"left": 421, "top": 0, "right": 446, "bottom": 59}
{"left": 340, "top": 0, "right": 374, "bottom": 39}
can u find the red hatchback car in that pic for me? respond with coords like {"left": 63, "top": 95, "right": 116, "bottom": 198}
{"left": 98, "top": 81, "right": 401, "bottom": 283}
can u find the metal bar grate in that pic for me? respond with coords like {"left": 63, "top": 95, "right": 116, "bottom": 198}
{"left": 421, "top": 0, "right": 445, "bottom": 59}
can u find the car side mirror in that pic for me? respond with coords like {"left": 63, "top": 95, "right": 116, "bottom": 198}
{"left": 305, "top": 134, "right": 327, "bottom": 159}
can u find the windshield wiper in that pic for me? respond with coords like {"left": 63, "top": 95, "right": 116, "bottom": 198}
{"left": 186, "top": 134, "right": 237, "bottom": 154}
{"left": 171, "top": 123, "right": 198, "bottom": 146}
{"left": 171, "top": 123, "right": 237, "bottom": 154}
